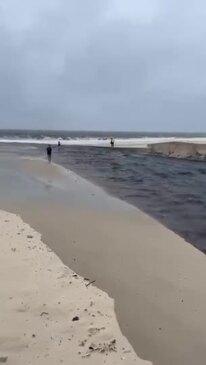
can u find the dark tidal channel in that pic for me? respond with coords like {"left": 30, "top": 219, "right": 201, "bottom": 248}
{"left": 4, "top": 143, "right": 206, "bottom": 253}
{"left": 52, "top": 145, "right": 206, "bottom": 253}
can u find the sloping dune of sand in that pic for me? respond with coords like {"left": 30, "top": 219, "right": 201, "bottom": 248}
{"left": 0, "top": 210, "right": 151, "bottom": 365}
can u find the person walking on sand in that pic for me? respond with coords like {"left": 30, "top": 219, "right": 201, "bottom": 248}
{"left": 46, "top": 144, "right": 52, "bottom": 163}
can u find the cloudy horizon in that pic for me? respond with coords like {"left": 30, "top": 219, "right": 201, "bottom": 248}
{"left": 1, "top": 0, "right": 206, "bottom": 131}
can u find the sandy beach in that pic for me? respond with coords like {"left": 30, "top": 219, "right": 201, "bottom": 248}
{"left": 0, "top": 153, "right": 206, "bottom": 365}
{"left": 2, "top": 0, "right": 206, "bottom": 362}
{"left": 0, "top": 209, "right": 150, "bottom": 364}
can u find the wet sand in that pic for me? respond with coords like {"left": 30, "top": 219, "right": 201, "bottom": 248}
{"left": 0, "top": 210, "right": 149, "bottom": 364}
{"left": 0, "top": 154, "right": 206, "bottom": 364}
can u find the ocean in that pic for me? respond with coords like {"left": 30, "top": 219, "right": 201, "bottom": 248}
{"left": 1, "top": 129, "right": 206, "bottom": 147}
{"left": 1, "top": 129, "right": 206, "bottom": 253}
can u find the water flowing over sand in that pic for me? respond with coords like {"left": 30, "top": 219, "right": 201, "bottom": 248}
{"left": 0, "top": 155, "right": 206, "bottom": 364}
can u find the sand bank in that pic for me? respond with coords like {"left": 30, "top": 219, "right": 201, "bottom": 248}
{"left": 1, "top": 157, "right": 206, "bottom": 365}
{"left": 148, "top": 141, "right": 206, "bottom": 158}
{"left": 0, "top": 210, "right": 151, "bottom": 364}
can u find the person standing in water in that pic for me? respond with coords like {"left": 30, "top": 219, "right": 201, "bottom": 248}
{"left": 46, "top": 144, "right": 52, "bottom": 163}
{"left": 110, "top": 137, "right": 115, "bottom": 148}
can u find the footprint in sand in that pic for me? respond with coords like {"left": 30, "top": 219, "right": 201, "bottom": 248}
{"left": 0, "top": 357, "right": 8, "bottom": 363}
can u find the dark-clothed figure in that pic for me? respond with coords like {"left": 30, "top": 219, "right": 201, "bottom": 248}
{"left": 110, "top": 137, "right": 115, "bottom": 148}
{"left": 47, "top": 145, "right": 52, "bottom": 163}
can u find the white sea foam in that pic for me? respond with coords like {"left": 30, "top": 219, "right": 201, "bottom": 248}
{"left": 1, "top": 136, "right": 206, "bottom": 148}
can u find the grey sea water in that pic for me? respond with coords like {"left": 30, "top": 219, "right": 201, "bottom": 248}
{"left": 1, "top": 129, "right": 206, "bottom": 139}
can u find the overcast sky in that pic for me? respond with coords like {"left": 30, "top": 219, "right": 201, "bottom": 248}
{"left": 0, "top": 0, "right": 206, "bottom": 131}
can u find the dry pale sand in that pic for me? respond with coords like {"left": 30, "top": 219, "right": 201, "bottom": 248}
{"left": 0, "top": 210, "right": 151, "bottom": 365}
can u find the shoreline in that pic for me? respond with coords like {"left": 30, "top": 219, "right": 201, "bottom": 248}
{"left": 0, "top": 209, "right": 150, "bottom": 364}
{"left": 0, "top": 156, "right": 206, "bottom": 364}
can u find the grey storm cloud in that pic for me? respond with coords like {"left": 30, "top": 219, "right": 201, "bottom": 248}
{"left": 0, "top": 0, "right": 206, "bottom": 131}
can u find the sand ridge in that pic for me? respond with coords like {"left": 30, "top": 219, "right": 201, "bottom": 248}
{"left": 0, "top": 210, "right": 151, "bottom": 365}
